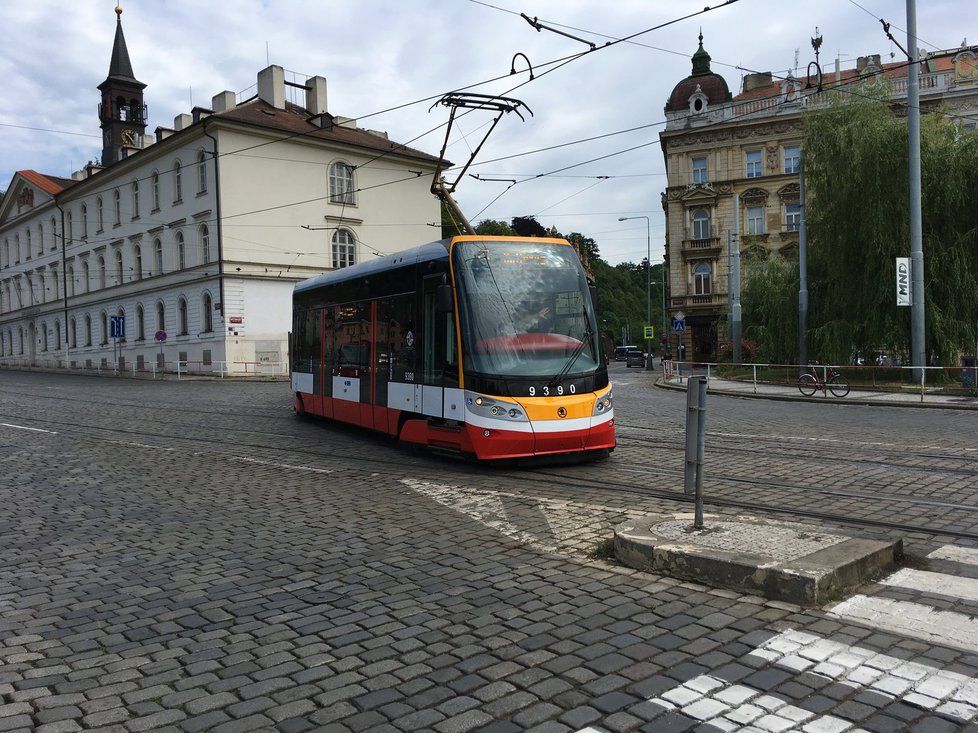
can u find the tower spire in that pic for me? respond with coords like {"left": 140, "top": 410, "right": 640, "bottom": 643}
{"left": 98, "top": 4, "right": 147, "bottom": 166}
{"left": 107, "top": 4, "right": 139, "bottom": 83}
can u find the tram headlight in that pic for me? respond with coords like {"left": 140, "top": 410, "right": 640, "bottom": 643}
{"left": 475, "top": 397, "right": 484, "bottom": 406}
{"left": 592, "top": 391, "right": 613, "bottom": 416}
{"left": 465, "top": 392, "right": 528, "bottom": 422}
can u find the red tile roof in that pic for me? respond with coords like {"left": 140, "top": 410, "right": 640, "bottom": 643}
{"left": 733, "top": 51, "right": 963, "bottom": 102}
{"left": 214, "top": 99, "right": 443, "bottom": 164}
{"left": 16, "top": 169, "right": 76, "bottom": 196}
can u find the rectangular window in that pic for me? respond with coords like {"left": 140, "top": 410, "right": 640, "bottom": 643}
{"left": 785, "top": 203, "right": 801, "bottom": 232}
{"left": 746, "top": 206, "right": 765, "bottom": 235}
{"left": 746, "top": 150, "right": 762, "bottom": 178}
{"left": 691, "top": 157, "right": 708, "bottom": 184}
{"left": 784, "top": 146, "right": 800, "bottom": 174}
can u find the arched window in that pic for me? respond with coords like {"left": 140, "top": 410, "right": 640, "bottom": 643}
{"left": 151, "top": 171, "right": 160, "bottom": 210}
{"left": 115, "top": 250, "right": 124, "bottom": 284}
{"left": 2, "top": 239, "right": 7, "bottom": 268}
{"left": 37, "top": 223, "right": 44, "bottom": 256}
{"left": 154, "top": 238, "right": 163, "bottom": 275}
{"left": 173, "top": 160, "right": 183, "bottom": 202}
{"left": 328, "top": 162, "right": 356, "bottom": 204}
{"left": 197, "top": 151, "right": 207, "bottom": 193}
{"left": 81, "top": 261, "right": 90, "bottom": 293}
{"left": 70, "top": 318, "right": 77, "bottom": 348}
{"left": 202, "top": 293, "right": 213, "bottom": 333}
{"left": 178, "top": 297, "right": 188, "bottom": 335}
{"left": 50, "top": 265, "right": 58, "bottom": 300}
{"left": 113, "top": 189, "right": 121, "bottom": 225}
{"left": 134, "top": 245, "right": 142, "bottom": 280}
{"left": 81, "top": 205, "right": 88, "bottom": 239}
{"left": 97, "top": 255, "right": 106, "bottom": 290}
{"left": 50, "top": 216, "right": 57, "bottom": 251}
{"left": 132, "top": 179, "right": 140, "bottom": 218}
{"left": 41, "top": 322, "right": 48, "bottom": 351}
{"left": 176, "top": 231, "right": 186, "bottom": 269}
{"left": 156, "top": 301, "right": 165, "bottom": 332}
{"left": 136, "top": 304, "right": 145, "bottom": 340}
{"left": 199, "top": 225, "right": 209, "bottom": 264}
{"left": 331, "top": 229, "right": 356, "bottom": 269}
{"left": 693, "top": 262, "right": 712, "bottom": 295}
{"left": 101, "top": 312, "right": 108, "bottom": 345}
{"left": 84, "top": 315, "right": 92, "bottom": 346}
{"left": 14, "top": 234, "right": 20, "bottom": 262}
{"left": 67, "top": 265, "right": 74, "bottom": 296}
{"left": 96, "top": 197, "right": 104, "bottom": 231}
{"left": 116, "top": 308, "right": 126, "bottom": 343}
{"left": 55, "top": 321, "right": 61, "bottom": 350}
{"left": 18, "top": 327, "right": 23, "bottom": 354}
{"left": 25, "top": 229, "right": 31, "bottom": 259}
{"left": 692, "top": 209, "right": 711, "bottom": 240}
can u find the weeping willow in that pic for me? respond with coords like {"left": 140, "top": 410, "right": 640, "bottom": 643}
{"left": 804, "top": 92, "right": 978, "bottom": 365}
{"left": 742, "top": 251, "right": 798, "bottom": 364}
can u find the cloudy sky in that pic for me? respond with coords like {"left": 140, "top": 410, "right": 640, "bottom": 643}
{"left": 0, "top": 0, "right": 970, "bottom": 264}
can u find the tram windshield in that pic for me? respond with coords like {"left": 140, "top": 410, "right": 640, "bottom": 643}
{"left": 453, "top": 241, "right": 600, "bottom": 378}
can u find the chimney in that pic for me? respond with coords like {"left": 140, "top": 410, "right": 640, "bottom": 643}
{"left": 335, "top": 116, "right": 357, "bottom": 129}
{"left": 743, "top": 71, "right": 773, "bottom": 93}
{"left": 212, "top": 90, "right": 236, "bottom": 113}
{"left": 257, "top": 65, "right": 285, "bottom": 109}
{"left": 155, "top": 126, "right": 174, "bottom": 141}
{"left": 305, "top": 75, "right": 328, "bottom": 115}
{"left": 173, "top": 113, "right": 192, "bottom": 131}
{"left": 835, "top": 57, "right": 841, "bottom": 82}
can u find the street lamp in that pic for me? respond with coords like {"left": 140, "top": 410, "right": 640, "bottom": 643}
{"left": 619, "top": 215, "right": 663, "bottom": 370}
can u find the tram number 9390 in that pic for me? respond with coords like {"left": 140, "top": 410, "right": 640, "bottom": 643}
{"left": 527, "top": 383, "right": 575, "bottom": 397}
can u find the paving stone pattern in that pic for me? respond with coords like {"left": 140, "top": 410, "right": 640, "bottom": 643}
{"left": 0, "top": 367, "right": 976, "bottom": 732}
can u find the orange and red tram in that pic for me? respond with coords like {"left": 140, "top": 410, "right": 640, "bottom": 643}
{"left": 290, "top": 235, "right": 614, "bottom": 460}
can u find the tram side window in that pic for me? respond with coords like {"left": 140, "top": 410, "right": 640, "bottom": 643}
{"left": 292, "top": 308, "right": 321, "bottom": 380}
{"left": 333, "top": 302, "right": 369, "bottom": 376}
{"left": 385, "top": 293, "right": 417, "bottom": 383}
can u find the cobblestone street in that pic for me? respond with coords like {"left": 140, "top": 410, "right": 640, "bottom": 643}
{"left": 1, "top": 366, "right": 977, "bottom": 732}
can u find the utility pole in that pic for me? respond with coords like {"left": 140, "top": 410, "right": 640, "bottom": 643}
{"left": 730, "top": 193, "right": 742, "bottom": 362}
{"left": 798, "top": 157, "right": 808, "bottom": 367}
{"left": 906, "top": 0, "right": 926, "bottom": 376}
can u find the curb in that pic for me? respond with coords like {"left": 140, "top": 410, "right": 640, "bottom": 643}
{"left": 0, "top": 366, "right": 288, "bottom": 383}
{"left": 654, "top": 376, "right": 978, "bottom": 411}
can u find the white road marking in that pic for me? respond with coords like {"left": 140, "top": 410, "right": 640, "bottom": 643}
{"left": 829, "top": 595, "right": 978, "bottom": 655}
{"left": 228, "top": 456, "right": 332, "bottom": 474}
{"left": 928, "top": 544, "right": 978, "bottom": 567}
{"left": 881, "top": 567, "right": 978, "bottom": 603}
{"left": 0, "top": 422, "right": 57, "bottom": 434}
{"left": 706, "top": 430, "right": 973, "bottom": 454}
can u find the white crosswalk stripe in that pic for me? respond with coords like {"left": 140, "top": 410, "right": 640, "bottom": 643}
{"left": 928, "top": 544, "right": 978, "bottom": 566}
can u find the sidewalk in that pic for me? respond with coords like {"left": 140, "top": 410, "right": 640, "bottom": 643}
{"left": 660, "top": 372, "right": 978, "bottom": 410}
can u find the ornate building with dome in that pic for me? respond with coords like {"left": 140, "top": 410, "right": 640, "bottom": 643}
{"left": 659, "top": 34, "right": 978, "bottom": 362}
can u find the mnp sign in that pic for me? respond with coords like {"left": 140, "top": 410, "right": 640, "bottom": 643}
{"left": 896, "top": 257, "right": 912, "bottom": 306}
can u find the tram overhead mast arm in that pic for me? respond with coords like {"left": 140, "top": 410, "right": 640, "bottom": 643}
{"left": 429, "top": 92, "right": 533, "bottom": 235}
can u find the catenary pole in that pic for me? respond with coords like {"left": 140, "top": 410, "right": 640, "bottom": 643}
{"left": 619, "top": 215, "right": 654, "bottom": 370}
{"left": 907, "top": 0, "right": 926, "bottom": 376}
{"left": 798, "top": 157, "right": 808, "bottom": 367}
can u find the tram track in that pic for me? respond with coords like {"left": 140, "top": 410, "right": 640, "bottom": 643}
{"left": 3, "top": 409, "right": 978, "bottom": 544}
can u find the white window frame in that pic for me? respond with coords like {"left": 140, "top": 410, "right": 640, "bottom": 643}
{"left": 691, "top": 157, "right": 708, "bottom": 184}
{"left": 329, "top": 162, "right": 356, "bottom": 205}
{"left": 691, "top": 209, "right": 711, "bottom": 240}
{"left": 331, "top": 229, "right": 356, "bottom": 269}
{"left": 746, "top": 206, "right": 765, "bottom": 235}
{"left": 784, "top": 146, "right": 800, "bottom": 175}
{"left": 785, "top": 203, "right": 801, "bottom": 232}
{"left": 746, "top": 150, "right": 762, "bottom": 178}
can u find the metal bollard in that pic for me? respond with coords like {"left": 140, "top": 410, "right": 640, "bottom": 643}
{"left": 683, "top": 376, "right": 709, "bottom": 529}
{"left": 752, "top": 364, "right": 757, "bottom": 394}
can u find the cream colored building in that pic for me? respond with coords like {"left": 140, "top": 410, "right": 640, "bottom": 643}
{"left": 0, "top": 9, "right": 441, "bottom": 373}
{"left": 660, "top": 35, "right": 978, "bottom": 361}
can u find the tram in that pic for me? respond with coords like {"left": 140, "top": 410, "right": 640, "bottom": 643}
{"left": 289, "top": 235, "right": 614, "bottom": 460}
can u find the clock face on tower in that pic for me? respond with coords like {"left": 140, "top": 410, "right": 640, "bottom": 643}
{"left": 121, "top": 129, "right": 136, "bottom": 146}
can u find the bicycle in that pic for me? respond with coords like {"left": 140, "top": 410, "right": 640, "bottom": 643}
{"left": 797, "top": 366, "right": 850, "bottom": 398}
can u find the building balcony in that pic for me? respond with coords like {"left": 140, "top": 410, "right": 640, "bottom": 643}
{"left": 681, "top": 236, "right": 723, "bottom": 255}
{"left": 670, "top": 293, "right": 726, "bottom": 310}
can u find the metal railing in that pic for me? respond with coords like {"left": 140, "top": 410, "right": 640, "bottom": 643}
{"left": 663, "top": 360, "right": 978, "bottom": 404}
{"left": 0, "top": 357, "right": 289, "bottom": 380}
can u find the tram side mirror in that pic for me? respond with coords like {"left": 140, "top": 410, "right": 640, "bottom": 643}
{"left": 436, "top": 283, "right": 453, "bottom": 313}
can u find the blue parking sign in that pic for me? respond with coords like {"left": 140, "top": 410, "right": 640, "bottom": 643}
{"left": 110, "top": 315, "right": 125, "bottom": 339}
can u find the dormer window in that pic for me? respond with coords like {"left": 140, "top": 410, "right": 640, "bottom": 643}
{"left": 688, "top": 84, "right": 709, "bottom": 115}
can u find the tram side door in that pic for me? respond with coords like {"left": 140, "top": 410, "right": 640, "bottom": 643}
{"left": 421, "top": 276, "right": 460, "bottom": 418}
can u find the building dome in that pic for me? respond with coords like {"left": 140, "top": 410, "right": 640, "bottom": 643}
{"left": 666, "top": 33, "right": 731, "bottom": 113}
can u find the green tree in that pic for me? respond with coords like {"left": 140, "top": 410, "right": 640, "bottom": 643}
{"left": 804, "top": 93, "right": 978, "bottom": 364}
{"left": 474, "top": 219, "right": 515, "bottom": 236}
{"left": 741, "top": 252, "right": 798, "bottom": 363}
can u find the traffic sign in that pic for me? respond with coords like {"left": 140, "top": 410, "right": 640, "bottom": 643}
{"left": 674, "top": 310, "right": 686, "bottom": 322}
{"left": 110, "top": 315, "right": 125, "bottom": 339}
{"left": 643, "top": 326, "right": 654, "bottom": 340}
{"left": 154, "top": 330, "right": 167, "bottom": 343}
{"left": 673, "top": 319, "right": 686, "bottom": 334}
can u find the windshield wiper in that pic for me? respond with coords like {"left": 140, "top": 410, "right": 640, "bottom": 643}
{"left": 547, "top": 303, "right": 592, "bottom": 388}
